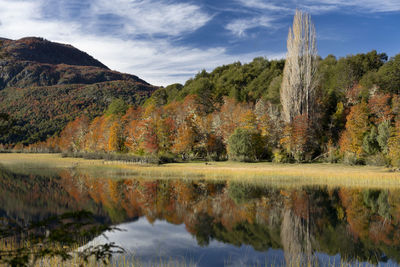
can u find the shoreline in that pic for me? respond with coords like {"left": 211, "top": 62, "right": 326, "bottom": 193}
{"left": 0, "top": 153, "right": 399, "bottom": 188}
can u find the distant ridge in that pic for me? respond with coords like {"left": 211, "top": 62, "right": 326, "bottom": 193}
{"left": 0, "top": 37, "right": 149, "bottom": 89}
{"left": 0, "top": 37, "right": 108, "bottom": 68}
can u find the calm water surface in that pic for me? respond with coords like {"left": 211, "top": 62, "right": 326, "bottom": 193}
{"left": 0, "top": 164, "right": 399, "bottom": 266}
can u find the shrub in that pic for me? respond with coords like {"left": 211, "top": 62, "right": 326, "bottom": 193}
{"left": 365, "top": 153, "right": 389, "bottom": 166}
{"left": 342, "top": 152, "right": 365, "bottom": 165}
{"left": 227, "top": 128, "right": 264, "bottom": 162}
{"left": 272, "top": 149, "right": 291, "bottom": 163}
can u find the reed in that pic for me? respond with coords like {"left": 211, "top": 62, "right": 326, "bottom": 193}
{"left": 1, "top": 153, "right": 400, "bottom": 189}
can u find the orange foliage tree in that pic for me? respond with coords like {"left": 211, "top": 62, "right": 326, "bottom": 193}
{"left": 339, "top": 102, "right": 370, "bottom": 156}
{"left": 172, "top": 114, "right": 199, "bottom": 159}
{"left": 281, "top": 114, "right": 313, "bottom": 162}
{"left": 368, "top": 93, "right": 392, "bottom": 124}
{"left": 58, "top": 115, "right": 89, "bottom": 152}
{"left": 123, "top": 107, "right": 143, "bottom": 153}
{"left": 108, "top": 120, "right": 124, "bottom": 152}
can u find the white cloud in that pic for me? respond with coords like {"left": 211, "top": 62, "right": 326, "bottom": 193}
{"left": 0, "top": 0, "right": 283, "bottom": 86}
{"left": 237, "top": 0, "right": 400, "bottom": 13}
{"left": 305, "top": 0, "right": 400, "bottom": 13}
{"left": 71, "top": 36, "right": 283, "bottom": 86}
{"left": 91, "top": 0, "right": 212, "bottom": 37}
{"left": 0, "top": 0, "right": 82, "bottom": 40}
{"left": 229, "top": 0, "right": 400, "bottom": 40}
{"left": 236, "top": 0, "right": 290, "bottom": 12}
{"left": 225, "top": 16, "right": 276, "bottom": 37}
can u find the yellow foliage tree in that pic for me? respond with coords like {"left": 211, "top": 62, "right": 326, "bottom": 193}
{"left": 339, "top": 102, "right": 370, "bottom": 156}
{"left": 388, "top": 117, "right": 400, "bottom": 167}
{"left": 108, "top": 120, "right": 123, "bottom": 152}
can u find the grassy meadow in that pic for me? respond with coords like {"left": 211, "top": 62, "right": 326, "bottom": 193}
{"left": 0, "top": 153, "right": 399, "bottom": 189}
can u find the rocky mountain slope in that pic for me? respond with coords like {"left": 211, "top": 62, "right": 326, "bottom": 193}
{"left": 0, "top": 37, "right": 156, "bottom": 145}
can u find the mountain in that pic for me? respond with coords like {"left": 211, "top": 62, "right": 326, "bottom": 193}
{"left": 0, "top": 37, "right": 149, "bottom": 89}
{"left": 0, "top": 37, "right": 156, "bottom": 145}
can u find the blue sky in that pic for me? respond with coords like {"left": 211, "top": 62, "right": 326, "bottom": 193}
{"left": 0, "top": 0, "right": 399, "bottom": 85}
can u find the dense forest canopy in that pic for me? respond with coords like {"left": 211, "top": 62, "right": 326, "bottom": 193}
{"left": 15, "top": 49, "right": 400, "bottom": 167}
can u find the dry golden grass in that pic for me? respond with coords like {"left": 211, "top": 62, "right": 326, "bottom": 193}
{"left": 1, "top": 153, "right": 400, "bottom": 189}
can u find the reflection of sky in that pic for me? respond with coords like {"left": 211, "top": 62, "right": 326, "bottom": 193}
{"left": 92, "top": 217, "right": 284, "bottom": 267}
{"left": 91, "top": 217, "right": 400, "bottom": 267}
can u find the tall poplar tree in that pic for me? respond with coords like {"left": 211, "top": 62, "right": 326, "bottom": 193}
{"left": 281, "top": 10, "right": 318, "bottom": 124}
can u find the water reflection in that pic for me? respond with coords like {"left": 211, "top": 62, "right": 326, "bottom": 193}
{"left": 96, "top": 218, "right": 278, "bottom": 267}
{"left": 0, "top": 164, "right": 400, "bottom": 266}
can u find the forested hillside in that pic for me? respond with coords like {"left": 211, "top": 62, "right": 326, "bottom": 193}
{"left": 0, "top": 37, "right": 156, "bottom": 144}
{"left": 22, "top": 50, "right": 400, "bottom": 167}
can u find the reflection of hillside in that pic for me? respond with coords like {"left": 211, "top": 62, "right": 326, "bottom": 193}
{"left": 0, "top": 166, "right": 110, "bottom": 225}
{"left": 1, "top": 165, "right": 400, "bottom": 264}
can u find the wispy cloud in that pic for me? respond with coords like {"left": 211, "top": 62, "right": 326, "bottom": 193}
{"left": 305, "top": 0, "right": 400, "bottom": 13}
{"left": 235, "top": 0, "right": 291, "bottom": 12}
{"left": 236, "top": 0, "right": 400, "bottom": 14}
{"left": 91, "top": 0, "right": 212, "bottom": 37}
{"left": 228, "top": 0, "right": 400, "bottom": 40}
{"left": 225, "top": 16, "right": 276, "bottom": 37}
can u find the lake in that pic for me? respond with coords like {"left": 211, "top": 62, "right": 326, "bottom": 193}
{"left": 0, "top": 162, "right": 399, "bottom": 266}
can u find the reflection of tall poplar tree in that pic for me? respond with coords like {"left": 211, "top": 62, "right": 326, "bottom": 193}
{"left": 281, "top": 10, "right": 318, "bottom": 124}
{"left": 281, "top": 206, "right": 315, "bottom": 266}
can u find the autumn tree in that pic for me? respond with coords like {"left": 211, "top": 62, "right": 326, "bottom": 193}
{"left": 156, "top": 117, "right": 176, "bottom": 153}
{"left": 172, "top": 114, "right": 199, "bottom": 159}
{"left": 205, "top": 134, "right": 225, "bottom": 160}
{"left": 281, "top": 114, "right": 314, "bottom": 162}
{"left": 368, "top": 93, "right": 392, "bottom": 123}
{"left": 215, "top": 97, "right": 251, "bottom": 143}
{"left": 388, "top": 118, "right": 400, "bottom": 167}
{"left": 58, "top": 115, "right": 89, "bottom": 152}
{"left": 141, "top": 104, "right": 160, "bottom": 154}
{"left": 339, "top": 102, "right": 370, "bottom": 157}
{"left": 108, "top": 120, "right": 124, "bottom": 152}
{"left": 281, "top": 9, "right": 318, "bottom": 124}
{"left": 239, "top": 110, "right": 258, "bottom": 131}
{"left": 255, "top": 99, "right": 283, "bottom": 149}
{"left": 84, "top": 115, "right": 113, "bottom": 152}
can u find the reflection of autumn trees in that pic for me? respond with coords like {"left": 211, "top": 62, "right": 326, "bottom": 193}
{"left": 2, "top": 166, "right": 400, "bottom": 263}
